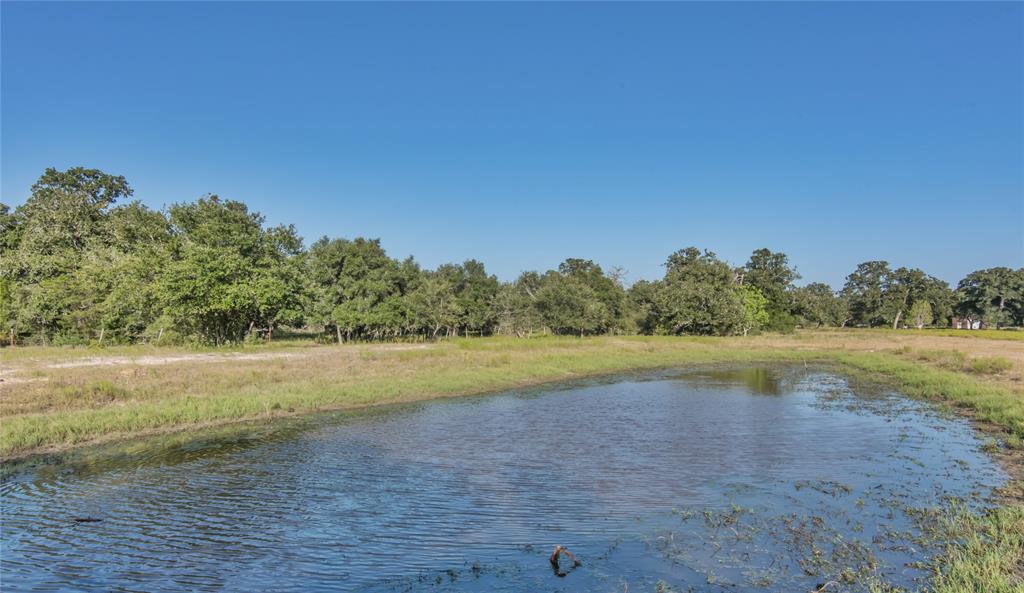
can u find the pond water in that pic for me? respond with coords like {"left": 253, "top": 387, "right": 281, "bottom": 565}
{"left": 0, "top": 367, "right": 1006, "bottom": 592}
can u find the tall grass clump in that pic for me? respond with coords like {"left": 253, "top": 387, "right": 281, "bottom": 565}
{"left": 928, "top": 504, "right": 1024, "bottom": 593}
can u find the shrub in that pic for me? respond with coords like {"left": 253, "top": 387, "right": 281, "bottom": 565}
{"left": 968, "top": 357, "right": 1014, "bottom": 375}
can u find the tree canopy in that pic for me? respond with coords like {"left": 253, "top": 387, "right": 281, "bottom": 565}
{"left": 841, "top": 262, "right": 954, "bottom": 329}
{"left": 955, "top": 267, "right": 1024, "bottom": 328}
{"left": 2, "top": 167, "right": 1018, "bottom": 345}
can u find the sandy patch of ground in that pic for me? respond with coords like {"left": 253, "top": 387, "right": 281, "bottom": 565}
{"left": 0, "top": 343, "right": 431, "bottom": 385}
{"left": 41, "top": 351, "right": 301, "bottom": 369}
{"left": 0, "top": 351, "right": 302, "bottom": 384}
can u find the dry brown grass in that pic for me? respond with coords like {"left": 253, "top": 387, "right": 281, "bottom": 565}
{"left": 2, "top": 330, "right": 1022, "bottom": 458}
{"left": 747, "top": 329, "right": 1024, "bottom": 387}
{"left": 3, "top": 330, "right": 1023, "bottom": 593}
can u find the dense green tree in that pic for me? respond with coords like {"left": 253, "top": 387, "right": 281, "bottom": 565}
{"left": 955, "top": 267, "right": 1024, "bottom": 328}
{"left": 842, "top": 262, "right": 952, "bottom": 328}
{"left": 493, "top": 272, "right": 544, "bottom": 337}
{"left": 0, "top": 201, "right": 16, "bottom": 343}
{"left": 644, "top": 248, "right": 746, "bottom": 335}
{"left": 739, "top": 285, "right": 770, "bottom": 336}
{"left": 557, "top": 258, "right": 629, "bottom": 333}
{"left": 444, "top": 260, "right": 500, "bottom": 336}
{"left": 880, "top": 266, "right": 926, "bottom": 329}
{"left": 534, "top": 272, "right": 610, "bottom": 336}
{"left": 523, "top": 259, "right": 631, "bottom": 336}
{"left": 306, "top": 236, "right": 407, "bottom": 342}
{"left": 0, "top": 203, "right": 17, "bottom": 251}
{"left": 14, "top": 167, "right": 132, "bottom": 256}
{"left": 160, "top": 196, "right": 304, "bottom": 344}
{"left": 792, "top": 283, "right": 848, "bottom": 327}
{"left": 407, "top": 272, "right": 459, "bottom": 338}
{"left": 30, "top": 200, "right": 175, "bottom": 343}
{"left": 842, "top": 261, "right": 891, "bottom": 327}
{"left": 915, "top": 274, "right": 954, "bottom": 327}
{"left": 908, "top": 300, "right": 933, "bottom": 329}
{"left": 743, "top": 248, "right": 799, "bottom": 332}
{"left": 627, "top": 279, "right": 660, "bottom": 335}
{"left": 4, "top": 166, "right": 1019, "bottom": 345}
{"left": 0, "top": 274, "right": 12, "bottom": 345}
{"left": 2, "top": 168, "right": 137, "bottom": 343}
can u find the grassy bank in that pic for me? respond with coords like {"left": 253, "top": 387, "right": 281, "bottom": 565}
{"left": 3, "top": 333, "right": 1022, "bottom": 458}
{"left": 3, "top": 331, "right": 1022, "bottom": 592}
{"left": 922, "top": 504, "right": 1024, "bottom": 593}
{"left": 0, "top": 337, "right": 808, "bottom": 456}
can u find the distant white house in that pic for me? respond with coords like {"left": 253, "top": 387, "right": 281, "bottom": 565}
{"left": 951, "top": 317, "right": 984, "bottom": 330}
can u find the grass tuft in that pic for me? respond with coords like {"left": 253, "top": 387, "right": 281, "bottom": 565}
{"left": 928, "top": 503, "right": 1024, "bottom": 593}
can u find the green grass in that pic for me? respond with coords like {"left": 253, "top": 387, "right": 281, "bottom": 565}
{"left": 3, "top": 336, "right": 1022, "bottom": 456}
{"left": 3, "top": 334, "right": 1022, "bottom": 593}
{"left": 929, "top": 504, "right": 1024, "bottom": 593}
{"left": 968, "top": 356, "right": 1015, "bottom": 375}
{"left": 833, "top": 351, "right": 1024, "bottom": 446}
{"left": 0, "top": 342, "right": 810, "bottom": 455}
{"left": 902, "top": 348, "right": 1016, "bottom": 376}
{"left": 815, "top": 327, "right": 1024, "bottom": 342}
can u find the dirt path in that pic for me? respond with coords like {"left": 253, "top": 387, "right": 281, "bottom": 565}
{"left": 42, "top": 351, "right": 302, "bottom": 369}
{"left": 2, "top": 333, "right": 1023, "bottom": 461}
{"left": 0, "top": 343, "right": 432, "bottom": 385}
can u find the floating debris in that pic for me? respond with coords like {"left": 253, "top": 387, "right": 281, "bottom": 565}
{"left": 549, "top": 545, "right": 581, "bottom": 576}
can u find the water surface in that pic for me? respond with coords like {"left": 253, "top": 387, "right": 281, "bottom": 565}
{"left": 1, "top": 367, "right": 1005, "bottom": 592}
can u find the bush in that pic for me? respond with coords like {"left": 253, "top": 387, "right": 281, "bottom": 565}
{"left": 968, "top": 357, "right": 1014, "bottom": 375}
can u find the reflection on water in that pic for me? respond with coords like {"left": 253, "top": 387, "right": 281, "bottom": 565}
{"left": 0, "top": 368, "right": 1006, "bottom": 592}
{"left": 679, "top": 367, "right": 785, "bottom": 395}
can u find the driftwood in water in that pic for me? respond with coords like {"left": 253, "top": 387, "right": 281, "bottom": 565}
{"left": 549, "top": 545, "right": 581, "bottom": 576}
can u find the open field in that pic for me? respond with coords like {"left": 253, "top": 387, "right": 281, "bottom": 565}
{"left": 3, "top": 329, "right": 1023, "bottom": 458}
{"left": 2, "top": 328, "right": 1023, "bottom": 592}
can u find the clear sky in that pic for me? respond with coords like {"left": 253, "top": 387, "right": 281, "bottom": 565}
{"left": 2, "top": 2, "right": 1022, "bottom": 288}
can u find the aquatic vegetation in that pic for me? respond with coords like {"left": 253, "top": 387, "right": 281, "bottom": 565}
{"left": 881, "top": 501, "right": 1024, "bottom": 593}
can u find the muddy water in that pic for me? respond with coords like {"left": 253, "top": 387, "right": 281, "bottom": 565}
{"left": 0, "top": 368, "right": 1006, "bottom": 592}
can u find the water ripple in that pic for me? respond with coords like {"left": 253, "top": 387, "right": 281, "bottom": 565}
{"left": 1, "top": 368, "right": 1005, "bottom": 592}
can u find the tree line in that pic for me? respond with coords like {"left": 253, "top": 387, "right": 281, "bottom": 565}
{"left": 1, "top": 168, "right": 1022, "bottom": 345}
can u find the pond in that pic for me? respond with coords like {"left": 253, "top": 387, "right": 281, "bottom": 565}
{"left": 0, "top": 367, "right": 1006, "bottom": 592}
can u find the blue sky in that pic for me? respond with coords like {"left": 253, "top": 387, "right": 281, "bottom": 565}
{"left": 2, "top": 2, "right": 1022, "bottom": 288}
